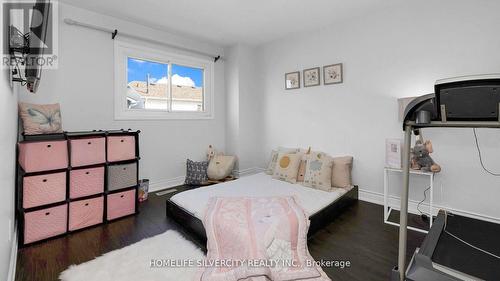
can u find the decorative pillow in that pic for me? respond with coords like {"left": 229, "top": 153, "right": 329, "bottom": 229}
{"left": 265, "top": 147, "right": 304, "bottom": 175}
{"left": 296, "top": 148, "right": 311, "bottom": 182}
{"left": 332, "top": 156, "right": 354, "bottom": 188}
{"left": 303, "top": 152, "right": 334, "bottom": 191}
{"left": 19, "top": 103, "right": 63, "bottom": 135}
{"left": 272, "top": 152, "right": 303, "bottom": 183}
{"left": 185, "top": 159, "right": 209, "bottom": 186}
{"left": 297, "top": 158, "right": 307, "bottom": 182}
{"left": 207, "top": 155, "right": 236, "bottom": 180}
{"left": 265, "top": 149, "right": 280, "bottom": 175}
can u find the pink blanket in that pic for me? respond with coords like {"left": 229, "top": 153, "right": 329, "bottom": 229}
{"left": 197, "top": 196, "right": 331, "bottom": 281}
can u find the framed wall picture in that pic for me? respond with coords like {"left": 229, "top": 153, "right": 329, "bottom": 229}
{"left": 303, "top": 67, "right": 320, "bottom": 87}
{"left": 323, "top": 63, "right": 343, "bottom": 85}
{"left": 285, "top": 71, "right": 301, "bottom": 90}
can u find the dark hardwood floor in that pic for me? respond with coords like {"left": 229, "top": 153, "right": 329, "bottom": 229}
{"left": 388, "top": 209, "right": 432, "bottom": 232}
{"left": 15, "top": 187, "right": 425, "bottom": 281}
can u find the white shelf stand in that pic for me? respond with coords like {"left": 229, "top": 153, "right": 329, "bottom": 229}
{"left": 383, "top": 167, "right": 434, "bottom": 234}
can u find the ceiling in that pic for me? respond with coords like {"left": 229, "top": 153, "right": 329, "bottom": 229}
{"left": 60, "top": 0, "right": 400, "bottom": 46}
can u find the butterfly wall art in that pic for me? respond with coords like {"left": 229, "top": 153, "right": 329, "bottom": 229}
{"left": 19, "top": 103, "right": 63, "bottom": 135}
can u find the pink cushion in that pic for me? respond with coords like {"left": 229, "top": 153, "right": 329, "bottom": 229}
{"left": 18, "top": 140, "right": 68, "bottom": 173}
{"left": 23, "top": 172, "right": 66, "bottom": 209}
{"left": 70, "top": 167, "right": 105, "bottom": 199}
{"left": 69, "top": 196, "right": 104, "bottom": 231}
{"left": 107, "top": 136, "right": 136, "bottom": 162}
{"left": 106, "top": 189, "right": 136, "bottom": 220}
{"left": 331, "top": 156, "right": 354, "bottom": 188}
{"left": 70, "top": 137, "right": 106, "bottom": 167}
{"left": 24, "top": 204, "right": 67, "bottom": 244}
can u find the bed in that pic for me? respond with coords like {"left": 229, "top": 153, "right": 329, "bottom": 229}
{"left": 166, "top": 172, "right": 358, "bottom": 243}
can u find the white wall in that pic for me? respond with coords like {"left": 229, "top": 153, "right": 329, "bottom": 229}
{"left": 224, "top": 44, "right": 263, "bottom": 173}
{"left": 0, "top": 1, "right": 18, "bottom": 278}
{"left": 18, "top": 3, "right": 226, "bottom": 190}
{"left": 256, "top": 0, "right": 500, "bottom": 220}
{"left": 0, "top": 77, "right": 16, "bottom": 281}
{"left": 224, "top": 47, "right": 239, "bottom": 160}
{"left": 238, "top": 45, "right": 264, "bottom": 170}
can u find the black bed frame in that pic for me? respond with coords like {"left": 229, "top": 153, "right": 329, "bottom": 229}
{"left": 166, "top": 185, "right": 359, "bottom": 245}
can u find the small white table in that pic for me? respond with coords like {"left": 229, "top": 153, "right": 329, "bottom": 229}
{"left": 383, "top": 167, "right": 435, "bottom": 234}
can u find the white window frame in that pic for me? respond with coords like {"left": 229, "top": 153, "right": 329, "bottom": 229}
{"left": 114, "top": 40, "right": 214, "bottom": 120}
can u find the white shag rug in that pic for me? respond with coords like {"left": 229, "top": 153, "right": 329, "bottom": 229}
{"left": 59, "top": 230, "right": 204, "bottom": 281}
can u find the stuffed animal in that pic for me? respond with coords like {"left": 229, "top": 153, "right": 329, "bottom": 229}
{"left": 206, "top": 145, "right": 237, "bottom": 181}
{"left": 207, "top": 155, "right": 236, "bottom": 180}
{"left": 207, "top": 145, "right": 218, "bottom": 161}
{"left": 411, "top": 139, "right": 441, "bottom": 173}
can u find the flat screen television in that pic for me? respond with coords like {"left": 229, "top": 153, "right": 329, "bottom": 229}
{"left": 25, "top": 0, "right": 51, "bottom": 93}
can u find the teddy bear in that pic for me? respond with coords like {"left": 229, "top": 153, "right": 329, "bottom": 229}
{"left": 411, "top": 139, "right": 441, "bottom": 173}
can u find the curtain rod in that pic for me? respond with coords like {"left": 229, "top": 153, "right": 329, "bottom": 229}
{"left": 64, "top": 18, "right": 222, "bottom": 62}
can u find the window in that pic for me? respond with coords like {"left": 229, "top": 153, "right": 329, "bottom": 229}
{"left": 127, "top": 58, "right": 169, "bottom": 110}
{"left": 114, "top": 41, "right": 214, "bottom": 120}
{"left": 171, "top": 64, "right": 204, "bottom": 112}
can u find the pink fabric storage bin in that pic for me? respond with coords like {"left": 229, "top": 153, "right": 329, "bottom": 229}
{"left": 23, "top": 172, "right": 66, "bottom": 209}
{"left": 70, "top": 137, "right": 106, "bottom": 167}
{"left": 107, "top": 136, "right": 136, "bottom": 162}
{"left": 24, "top": 204, "right": 67, "bottom": 244}
{"left": 107, "top": 189, "right": 136, "bottom": 220}
{"left": 18, "top": 140, "right": 68, "bottom": 173}
{"left": 69, "top": 196, "right": 104, "bottom": 231}
{"left": 69, "top": 167, "right": 104, "bottom": 199}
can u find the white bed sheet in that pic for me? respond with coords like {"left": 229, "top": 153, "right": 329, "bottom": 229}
{"left": 170, "top": 172, "right": 350, "bottom": 219}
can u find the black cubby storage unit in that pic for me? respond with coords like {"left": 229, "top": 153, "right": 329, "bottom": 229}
{"left": 16, "top": 129, "right": 141, "bottom": 247}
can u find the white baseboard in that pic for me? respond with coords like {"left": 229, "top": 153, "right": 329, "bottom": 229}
{"left": 357, "top": 189, "right": 384, "bottom": 206}
{"left": 236, "top": 167, "right": 265, "bottom": 177}
{"left": 358, "top": 188, "right": 441, "bottom": 216}
{"left": 148, "top": 176, "right": 185, "bottom": 193}
{"left": 7, "top": 224, "right": 17, "bottom": 281}
{"left": 358, "top": 188, "right": 500, "bottom": 224}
